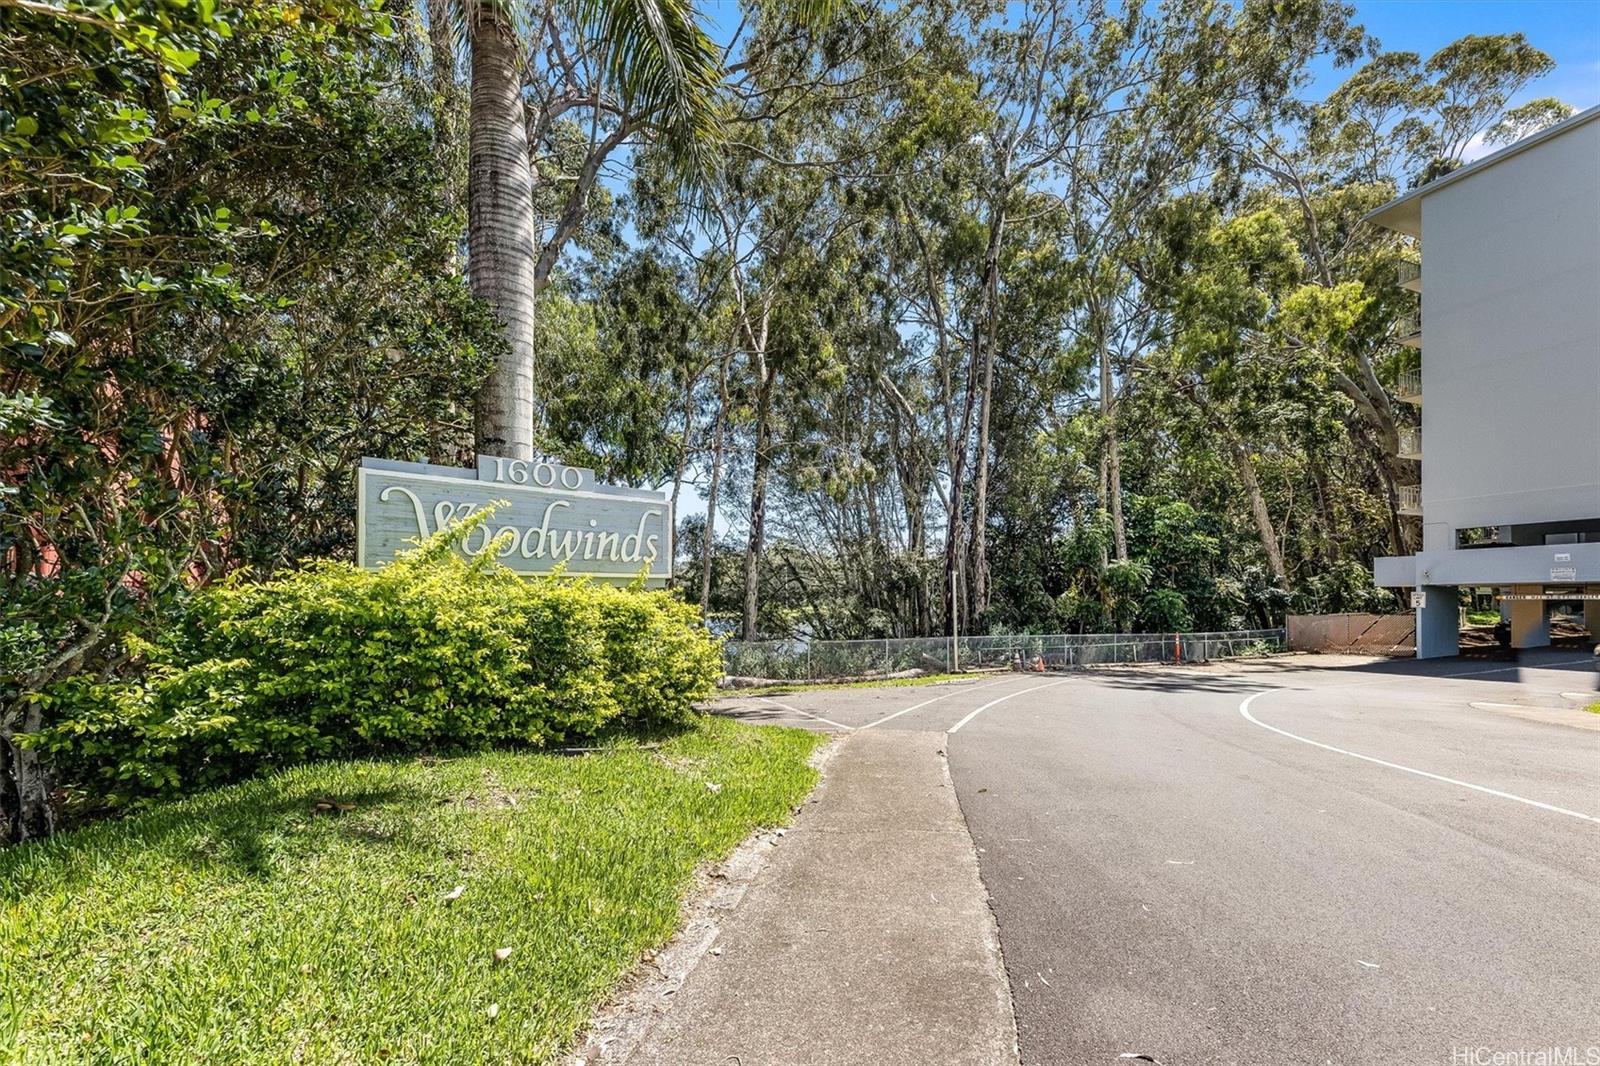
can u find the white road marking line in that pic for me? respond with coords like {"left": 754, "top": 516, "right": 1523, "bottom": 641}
{"left": 760, "top": 700, "right": 855, "bottom": 731}
{"left": 947, "top": 678, "right": 1075, "bottom": 734}
{"left": 1239, "top": 691, "right": 1600, "bottom": 825}
{"left": 859, "top": 676, "right": 1021, "bottom": 730}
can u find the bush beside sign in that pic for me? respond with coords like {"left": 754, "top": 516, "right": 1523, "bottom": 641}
{"left": 357, "top": 456, "right": 672, "bottom": 585}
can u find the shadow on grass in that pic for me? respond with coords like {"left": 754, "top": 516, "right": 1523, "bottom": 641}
{"left": 0, "top": 775, "right": 440, "bottom": 899}
{"left": 4, "top": 716, "right": 717, "bottom": 896}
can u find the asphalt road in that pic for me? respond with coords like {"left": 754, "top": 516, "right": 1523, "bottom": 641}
{"left": 714, "top": 651, "right": 1600, "bottom": 1066}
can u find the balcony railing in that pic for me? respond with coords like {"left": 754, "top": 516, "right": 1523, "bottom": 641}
{"left": 1397, "top": 260, "right": 1421, "bottom": 292}
{"left": 1397, "top": 427, "right": 1422, "bottom": 460}
{"left": 1397, "top": 484, "right": 1422, "bottom": 516}
{"left": 1394, "top": 366, "right": 1421, "bottom": 403}
{"left": 1396, "top": 309, "right": 1422, "bottom": 348}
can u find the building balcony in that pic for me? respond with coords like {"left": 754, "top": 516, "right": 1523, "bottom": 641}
{"left": 1375, "top": 542, "right": 1600, "bottom": 589}
{"left": 1397, "top": 484, "right": 1422, "bottom": 516}
{"left": 1397, "top": 259, "right": 1421, "bottom": 293}
{"left": 1397, "top": 427, "right": 1422, "bottom": 460}
{"left": 1396, "top": 309, "right": 1422, "bottom": 348}
{"left": 1394, "top": 366, "right": 1421, "bottom": 404}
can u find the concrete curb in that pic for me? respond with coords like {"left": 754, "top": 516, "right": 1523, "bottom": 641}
{"left": 940, "top": 732, "right": 1023, "bottom": 1065}
{"left": 605, "top": 729, "right": 1020, "bottom": 1066}
{"left": 572, "top": 740, "right": 842, "bottom": 1065}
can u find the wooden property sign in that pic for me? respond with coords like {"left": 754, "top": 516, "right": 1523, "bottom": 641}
{"left": 357, "top": 456, "right": 673, "bottom": 586}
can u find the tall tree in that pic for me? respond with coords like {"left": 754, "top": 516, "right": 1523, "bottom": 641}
{"left": 461, "top": 0, "right": 724, "bottom": 458}
{"left": 466, "top": 4, "right": 539, "bottom": 458}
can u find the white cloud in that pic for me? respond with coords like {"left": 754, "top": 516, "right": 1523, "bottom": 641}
{"left": 1459, "top": 130, "right": 1494, "bottom": 163}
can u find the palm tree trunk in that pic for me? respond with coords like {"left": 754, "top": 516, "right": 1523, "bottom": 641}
{"left": 468, "top": 8, "right": 537, "bottom": 460}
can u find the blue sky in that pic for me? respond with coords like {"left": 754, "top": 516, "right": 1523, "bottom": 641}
{"left": 1330, "top": 0, "right": 1600, "bottom": 115}
{"left": 700, "top": 0, "right": 1600, "bottom": 108}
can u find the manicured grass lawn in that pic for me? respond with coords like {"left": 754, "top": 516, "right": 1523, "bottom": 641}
{"left": 0, "top": 717, "right": 823, "bottom": 1064}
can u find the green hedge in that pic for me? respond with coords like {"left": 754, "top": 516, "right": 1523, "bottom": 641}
{"left": 25, "top": 517, "right": 722, "bottom": 809}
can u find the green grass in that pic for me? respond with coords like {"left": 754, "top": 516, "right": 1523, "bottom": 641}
{"left": 727, "top": 671, "right": 982, "bottom": 696}
{"left": 1586, "top": 702, "right": 1599, "bottom": 715}
{"left": 0, "top": 717, "right": 823, "bottom": 1064}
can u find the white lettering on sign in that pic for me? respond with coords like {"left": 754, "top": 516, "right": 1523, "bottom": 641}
{"left": 359, "top": 456, "right": 672, "bottom": 585}
{"left": 379, "top": 486, "right": 661, "bottom": 564}
{"left": 478, "top": 456, "right": 590, "bottom": 491}
{"left": 1551, "top": 566, "right": 1578, "bottom": 580}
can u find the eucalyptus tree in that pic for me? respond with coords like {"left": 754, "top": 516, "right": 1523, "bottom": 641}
{"left": 626, "top": 1, "right": 900, "bottom": 637}
{"left": 1216, "top": 31, "right": 1565, "bottom": 552}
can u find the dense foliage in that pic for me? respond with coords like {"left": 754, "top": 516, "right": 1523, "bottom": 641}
{"left": 648, "top": 2, "right": 1570, "bottom": 641}
{"left": 2, "top": 0, "right": 1579, "bottom": 839}
{"left": 24, "top": 517, "right": 722, "bottom": 813}
{"left": 1, "top": 0, "right": 500, "bottom": 837}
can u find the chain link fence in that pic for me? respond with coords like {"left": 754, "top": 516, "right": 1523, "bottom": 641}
{"left": 723, "top": 629, "right": 1288, "bottom": 681}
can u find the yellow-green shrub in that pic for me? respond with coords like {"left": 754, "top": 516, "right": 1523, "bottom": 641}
{"left": 27, "top": 520, "right": 722, "bottom": 808}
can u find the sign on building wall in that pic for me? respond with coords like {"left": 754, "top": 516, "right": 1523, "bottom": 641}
{"left": 357, "top": 456, "right": 673, "bottom": 586}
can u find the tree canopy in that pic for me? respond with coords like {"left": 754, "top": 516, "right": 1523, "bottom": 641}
{"left": 1, "top": 0, "right": 1578, "bottom": 835}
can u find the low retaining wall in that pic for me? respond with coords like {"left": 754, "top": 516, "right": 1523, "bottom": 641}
{"left": 1287, "top": 613, "right": 1415, "bottom": 654}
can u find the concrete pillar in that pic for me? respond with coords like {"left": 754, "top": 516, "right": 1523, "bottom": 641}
{"left": 1585, "top": 585, "right": 1598, "bottom": 638}
{"left": 1507, "top": 585, "right": 1549, "bottom": 650}
{"left": 1416, "top": 585, "right": 1460, "bottom": 660}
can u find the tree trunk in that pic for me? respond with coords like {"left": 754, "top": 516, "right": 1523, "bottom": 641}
{"left": 1311, "top": 460, "right": 1338, "bottom": 566}
{"left": 1183, "top": 384, "right": 1287, "bottom": 587}
{"left": 1226, "top": 435, "right": 1288, "bottom": 586}
{"left": 969, "top": 209, "right": 1004, "bottom": 621}
{"left": 1107, "top": 428, "right": 1127, "bottom": 559}
{"left": 1100, "top": 335, "right": 1128, "bottom": 561}
{"left": 2, "top": 700, "right": 54, "bottom": 845}
{"left": 700, "top": 351, "right": 731, "bottom": 616}
{"left": 425, "top": 0, "right": 463, "bottom": 269}
{"left": 945, "top": 463, "right": 966, "bottom": 637}
{"left": 668, "top": 369, "right": 697, "bottom": 516}
{"left": 468, "top": 9, "right": 538, "bottom": 460}
{"left": 740, "top": 361, "right": 778, "bottom": 639}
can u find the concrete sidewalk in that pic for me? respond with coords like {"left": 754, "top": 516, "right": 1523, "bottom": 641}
{"left": 621, "top": 729, "right": 1019, "bottom": 1066}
